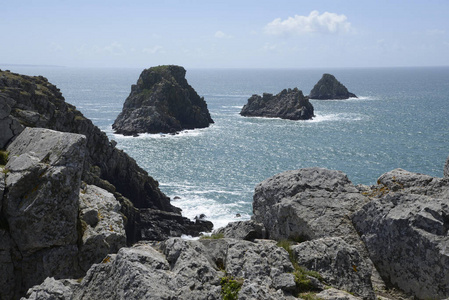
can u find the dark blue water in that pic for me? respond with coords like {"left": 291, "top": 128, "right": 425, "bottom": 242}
{"left": 4, "top": 66, "right": 449, "bottom": 228}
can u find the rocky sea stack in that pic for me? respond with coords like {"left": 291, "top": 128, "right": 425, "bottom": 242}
{"left": 240, "top": 88, "right": 314, "bottom": 120}
{"left": 113, "top": 65, "right": 213, "bottom": 135}
{"left": 309, "top": 73, "right": 357, "bottom": 100}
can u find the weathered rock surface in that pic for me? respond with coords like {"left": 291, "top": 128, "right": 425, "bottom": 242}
{"left": 252, "top": 167, "right": 368, "bottom": 245}
{"left": 309, "top": 74, "right": 357, "bottom": 100}
{"left": 353, "top": 168, "right": 449, "bottom": 299}
{"left": 113, "top": 65, "right": 213, "bottom": 135}
{"left": 24, "top": 238, "right": 304, "bottom": 300}
{"left": 1, "top": 128, "right": 85, "bottom": 299}
{"left": 240, "top": 88, "right": 314, "bottom": 120}
{"left": 78, "top": 184, "right": 126, "bottom": 272}
{"left": 215, "top": 219, "right": 267, "bottom": 240}
{"left": 291, "top": 237, "right": 375, "bottom": 299}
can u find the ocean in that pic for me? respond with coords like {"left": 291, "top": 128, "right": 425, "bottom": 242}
{"left": 3, "top": 66, "right": 449, "bottom": 229}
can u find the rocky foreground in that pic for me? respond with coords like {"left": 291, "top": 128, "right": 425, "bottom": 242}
{"left": 240, "top": 88, "right": 315, "bottom": 120}
{"left": 113, "top": 65, "right": 214, "bottom": 135}
{"left": 1, "top": 69, "right": 449, "bottom": 300}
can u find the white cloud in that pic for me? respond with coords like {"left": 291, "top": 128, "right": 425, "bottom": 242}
{"left": 215, "top": 31, "right": 232, "bottom": 39}
{"left": 265, "top": 10, "right": 352, "bottom": 36}
{"left": 142, "top": 45, "right": 163, "bottom": 54}
{"left": 104, "top": 42, "right": 126, "bottom": 55}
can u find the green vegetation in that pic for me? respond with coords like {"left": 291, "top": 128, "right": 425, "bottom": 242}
{"left": 220, "top": 275, "right": 243, "bottom": 300}
{"left": 277, "top": 239, "right": 324, "bottom": 295}
{"left": 200, "top": 232, "right": 224, "bottom": 240}
{"left": 0, "top": 150, "right": 9, "bottom": 166}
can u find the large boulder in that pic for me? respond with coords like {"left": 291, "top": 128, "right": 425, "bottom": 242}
{"left": 2, "top": 128, "right": 86, "bottom": 298}
{"left": 309, "top": 74, "right": 357, "bottom": 100}
{"left": 113, "top": 65, "right": 214, "bottom": 135}
{"left": 353, "top": 169, "right": 449, "bottom": 299}
{"left": 78, "top": 184, "right": 127, "bottom": 272}
{"left": 252, "top": 167, "right": 368, "bottom": 246}
{"left": 240, "top": 88, "right": 314, "bottom": 120}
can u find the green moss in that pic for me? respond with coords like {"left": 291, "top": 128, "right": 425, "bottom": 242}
{"left": 0, "top": 150, "right": 9, "bottom": 166}
{"left": 277, "top": 239, "right": 324, "bottom": 295}
{"left": 220, "top": 275, "right": 243, "bottom": 300}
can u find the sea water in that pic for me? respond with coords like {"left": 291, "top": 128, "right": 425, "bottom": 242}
{"left": 4, "top": 66, "right": 449, "bottom": 229}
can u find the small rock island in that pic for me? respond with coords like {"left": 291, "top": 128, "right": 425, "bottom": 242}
{"left": 240, "top": 88, "right": 315, "bottom": 120}
{"left": 309, "top": 73, "right": 357, "bottom": 100}
{"left": 113, "top": 65, "right": 213, "bottom": 135}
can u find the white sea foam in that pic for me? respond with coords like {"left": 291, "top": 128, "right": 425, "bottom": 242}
{"left": 168, "top": 191, "right": 251, "bottom": 230}
{"left": 309, "top": 113, "right": 363, "bottom": 123}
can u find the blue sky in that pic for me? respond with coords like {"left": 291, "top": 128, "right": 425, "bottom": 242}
{"left": 2, "top": 0, "right": 448, "bottom": 68}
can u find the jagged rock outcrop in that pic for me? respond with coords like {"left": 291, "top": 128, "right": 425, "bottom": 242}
{"left": 352, "top": 168, "right": 449, "bottom": 299}
{"left": 113, "top": 65, "right": 214, "bottom": 135}
{"left": 240, "top": 88, "right": 314, "bottom": 120}
{"left": 24, "top": 238, "right": 303, "bottom": 300}
{"left": 309, "top": 74, "right": 357, "bottom": 100}
{"left": 252, "top": 168, "right": 368, "bottom": 245}
{"left": 0, "top": 69, "right": 211, "bottom": 246}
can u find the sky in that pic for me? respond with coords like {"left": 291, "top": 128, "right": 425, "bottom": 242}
{"left": 2, "top": 0, "right": 449, "bottom": 69}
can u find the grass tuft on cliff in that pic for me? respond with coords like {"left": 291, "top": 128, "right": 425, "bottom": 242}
{"left": 0, "top": 150, "right": 9, "bottom": 166}
{"left": 220, "top": 275, "right": 243, "bottom": 300}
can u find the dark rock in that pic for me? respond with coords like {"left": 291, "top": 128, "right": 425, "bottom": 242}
{"left": 215, "top": 220, "right": 267, "bottom": 241}
{"left": 113, "top": 65, "right": 214, "bottom": 135}
{"left": 309, "top": 74, "right": 357, "bottom": 100}
{"left": 138, "top": 209, "right": 214, "bottom": 241}
{"left": 240, "top": 88, "right": 314, "bottom": 120}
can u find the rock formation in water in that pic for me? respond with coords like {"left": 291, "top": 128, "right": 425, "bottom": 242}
{"left": 0, "top": 69, "right": 213, "bottom": 299}
{"left": 113, "top": 65, "right": 214, "bottom": 135}
{"left": 309, "top": 73, "right": 357, "bottom": 100}
{"left": 240, "top": 87, "right": 314, "bottom": 120}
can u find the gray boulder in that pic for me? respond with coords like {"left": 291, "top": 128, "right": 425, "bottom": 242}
{"left": 2, "top": 128, "right": 86, "bottom": 298}
{"left": 353, "top": 191, "right": 449, "bottom": 299}
{"left": 252, "top": 167, "right": 368, "bottom": 246}
{"left": 240, "top": 88, "right": 314, "bottom": 120}
{"left": 291, "top": 237, "right": 375, "bottom": 299}
{"left": 309, "top": 74, "right": 357, "bottom": 100}
{"left": 78, "top": 184, "right": 126, "bottom": 272}
{"left": 215, "top": 219, "right": 267, "bottom": 240}
{"left": 113, "top": 65, "right": 214, "bottom": 135}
